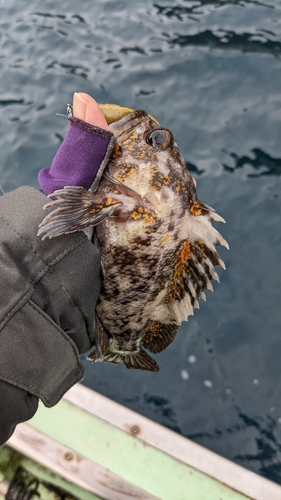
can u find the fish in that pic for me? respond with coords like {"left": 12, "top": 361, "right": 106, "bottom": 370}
{"left": 38, "top": 108, "right": 228, "bottom": 372}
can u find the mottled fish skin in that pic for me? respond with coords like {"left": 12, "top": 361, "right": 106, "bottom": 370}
{"left": 38, "top": 110, "right": 228, "bottom": 371}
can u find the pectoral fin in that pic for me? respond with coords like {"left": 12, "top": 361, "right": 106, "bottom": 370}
{"left": 38, "top": 186, "right": 121, "bottom": 239}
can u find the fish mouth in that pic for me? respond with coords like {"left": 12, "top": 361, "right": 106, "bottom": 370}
{"left": 109, "top": 109, "right": 158, "bottom": 142}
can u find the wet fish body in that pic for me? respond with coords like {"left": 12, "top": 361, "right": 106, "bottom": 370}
{"left": 38, "top": 110, "right": 228, "bottom": 371}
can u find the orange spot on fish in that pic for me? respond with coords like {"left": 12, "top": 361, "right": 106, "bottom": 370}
{"left": 190, "top": 200, "right": 202, "bottom": 216}
{"left": 180, "top": 241, "right": 191, "bottom": 262}
{"left": 106, "top": 198, "right": 115, "bottom": 206}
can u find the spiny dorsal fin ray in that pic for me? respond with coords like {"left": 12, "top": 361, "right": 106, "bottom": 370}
{"left": 162, "top": 228, "right": 227, "bottom": 324}
{"left": 192, "top": 200, "right": 226, "bottom": 224}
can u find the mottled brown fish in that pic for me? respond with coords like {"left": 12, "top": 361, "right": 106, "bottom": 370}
{"left": 38, "top": 109, "right": 228, "bottom": 372}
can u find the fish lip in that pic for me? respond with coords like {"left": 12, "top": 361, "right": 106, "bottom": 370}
{"left": 109, "top": 109, "right": 157, "bottom": 141}
{"left": 109, "top": 109, "right": 147, "bottom": 129}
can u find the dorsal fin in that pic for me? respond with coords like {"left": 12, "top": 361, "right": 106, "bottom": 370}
{"left": 161, "top": 235, "right": 227, "bottom": 324}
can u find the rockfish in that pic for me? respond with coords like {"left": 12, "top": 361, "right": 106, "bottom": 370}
{"left": 38, "top": 109, "right": 228, "bottom": 372}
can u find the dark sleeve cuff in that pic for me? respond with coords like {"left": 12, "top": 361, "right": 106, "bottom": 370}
{"left": 69, "top": 116, "right": 113, "bottom": 138}
{"left": 0, "top": 380, "right": 38, "bottom": 446}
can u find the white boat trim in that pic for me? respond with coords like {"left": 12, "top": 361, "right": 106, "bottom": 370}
{"left": 8, "top": 423, "right": 159, "bottom": 500}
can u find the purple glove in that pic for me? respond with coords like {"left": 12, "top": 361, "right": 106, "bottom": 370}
{"left": 38, "top": 117, "right": 115, "bottom": 195}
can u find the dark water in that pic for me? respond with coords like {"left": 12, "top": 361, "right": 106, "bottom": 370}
{"left": 1, "top": 0, "right": 281, "bottom": 484}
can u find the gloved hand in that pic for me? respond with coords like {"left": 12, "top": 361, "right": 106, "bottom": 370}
{"left": 39, "top": 92, "right": 114, "bottom": 194}
{"left": 0, "top": 92, "right": 114, "bottom": 446}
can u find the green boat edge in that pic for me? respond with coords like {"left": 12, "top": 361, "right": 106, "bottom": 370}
{"left": 1, "top": 384, "right": 280, "bottom": 500}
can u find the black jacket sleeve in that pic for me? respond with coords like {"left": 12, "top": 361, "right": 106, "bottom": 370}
{"left": 0, "top": 186, "right": 101, "bottom": 445}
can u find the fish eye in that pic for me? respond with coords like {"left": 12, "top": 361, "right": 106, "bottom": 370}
{"left": 145, "top": 128, "right": 173, "bottom": 150}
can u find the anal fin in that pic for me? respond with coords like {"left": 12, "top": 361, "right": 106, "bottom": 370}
{"left": 142, "top": 322, "right": 178, "bottom": 354}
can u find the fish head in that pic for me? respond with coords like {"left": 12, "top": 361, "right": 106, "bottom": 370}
{"left": 107, "top": 110, "right": 197, "bottom": 208}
